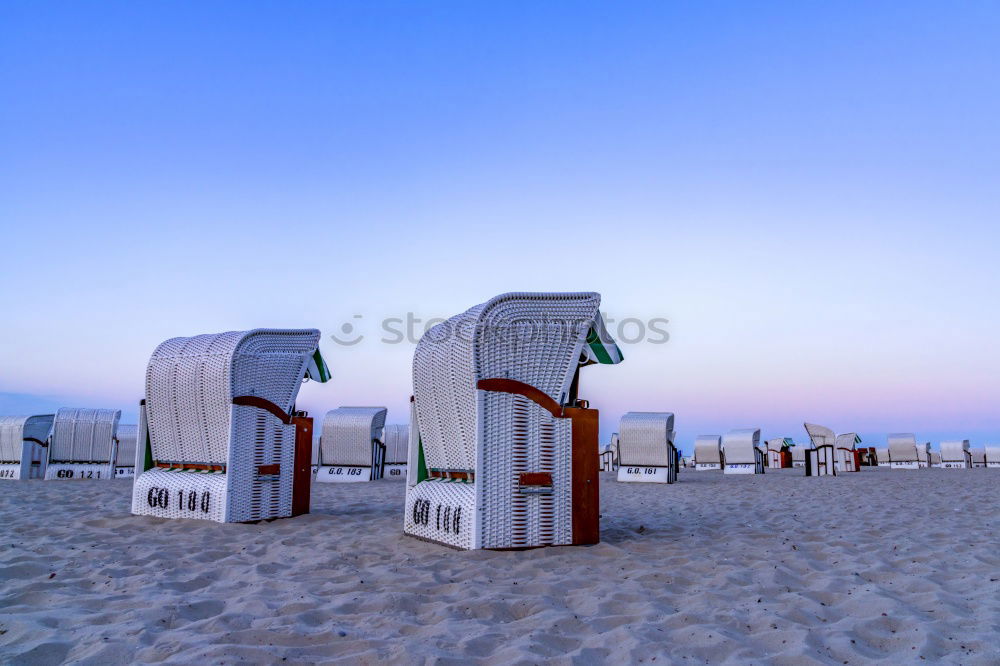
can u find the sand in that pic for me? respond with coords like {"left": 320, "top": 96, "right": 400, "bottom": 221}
{"left": 1, "top": 468, "right": 998, "bottom": 664}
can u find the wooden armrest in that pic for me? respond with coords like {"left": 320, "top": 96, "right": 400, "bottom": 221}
{"left": 476, "top": 378, "right": 564, "bottom": 418}
{"left": 233, "top": 396, "right": 293, "bottom": 424}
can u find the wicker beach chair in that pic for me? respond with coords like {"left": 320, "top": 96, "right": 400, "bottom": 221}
{"left": 616, "top": 412, "right": 677, "bottom": 483}
{"left": 887, "top": 433, "right": 920, "bottom": 470}
{"left": 403, "top": 292, "right": 623, "bottom": 550}
{"left": 599, "top": 433, "right": 619, "bottom": 472}
{"left": 766, "top": 438, "right": 793, "bottom": 468}
{"left": 131, "top": 329, "right": 324, "bottom": 523}
{"left": 383, "top": 424, "right": 409, "bottom": 480}
{"left": 0, "top": 415, "right": 54, "bottom": 480}
{"left": 985, "top": 446, "right": 1000, "bottom": 469}
{"left": 803, "top": 423, "right": 836, "bottom": 476}
{"left": 315, "top": 407, "right": 388, "bottom": 482}
{"left": 969, "top": 448, "right": 987, "bottom": 468}
{"left": 940, "top": 440, "right": 971, "bottom": 469}
{"left": 113, "top": 424, "right": 138, "bottom": 478}
{"left": 694, "top": 435, "right": 723, "bottom": 470}
{"left": 791, "top": 445, "right": 808, "bottom": 468}
{"left": 916, "top": 442, "right": 931, "bottom": 468}
{"left": 835, "top": 433, "right": 861, "bottom": 473}
{"left": 722, "top": 429, "right": 764, "bottom": 474}
{"left": 930, "top": 451, "right": 942, "bottom": 467}
{"left": 875, "top": 447, "right": 891, "bottom": 467}
{"left": 45, "top": 408, "right": 121, "bottom": 480}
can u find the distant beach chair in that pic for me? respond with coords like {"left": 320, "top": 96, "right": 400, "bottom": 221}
{"left": 835, "top": 433, "right": 861, "bottom": 473}
{"left": 803, "top": 423, "right": 836, "bottom": 476}
{"left": 114, "top": 424, "right": 138, "bottom": 478}
{"left": 0, "top": 415, "right": 54, "bottom": 480}
{"left": 916, "top": 442, "right": 931, "bottom": 468}
{"left": 722, "top": 429, "right": 764, "bottom": 474}
{"left": 858, "top": 447, "right": 878, "bottom": 466}
{"left": 887, "top": 433, "right": 920, "bottom": 470}
{"left": 616, "top": 412, "right": 677, "bottom": 483}
{"left": 875, "top": 447, "right": 891, "bottom": 467}
{"left": 766, "top": 438, "right": 793, "bottom": 468}
{"left": 985, "top": 446, "right": 1000, "bottom": 469}
{"left": 383, "top": 424, "right": 409, "bottom": 480}
{"left": 969, "top": 448, "right": 987, "bottom": 468}
{"left": 599, "top": 433, "right": 619, "bottom": 472}
{"left": 694, "top": 435, "right": 723, "bottom": 470}
{"left": 791, "top": 445, "right": 808, "bottom": 468}
{"left": 315, "top": 407, "right": 388, "bottom": 482}
{"left": 45, "top": 408, "right": 121, "bottom": 480}
{"left": 940, "top": 440, "right": 971, "bottom": 469}
{"left": 930, "top": 451, "right": 942, "bottom": 468}
{"left": 403, "top": 292, "right": 623, "bottom": 550}
{"left": 131, "top": 329, "right": 324, "bottom": 523}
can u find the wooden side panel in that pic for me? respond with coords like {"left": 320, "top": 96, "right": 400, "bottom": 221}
{"left": 292, "top": 416, "right": 313, "bottom": 517}
{"left": 566, "top": 406, "right": 600, "bottom": 546}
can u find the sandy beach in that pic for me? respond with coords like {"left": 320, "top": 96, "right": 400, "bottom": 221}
{"left": 1, "top": 469, "right": 997, "bottom": 664}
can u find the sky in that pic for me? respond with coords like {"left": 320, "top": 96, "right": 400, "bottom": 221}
{"left": 1, "top": 2, "right": 998, "bottom": 454}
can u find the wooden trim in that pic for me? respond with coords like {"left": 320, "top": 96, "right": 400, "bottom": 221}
{"left": 477, "top": 378, "right": 562, "bottom": 418}
{"left": 232, "top": 396, "right": 293, "bottom": 424}
{"left": 429, "top": 469, "right": 473, "bottom": 481}
{"left": 566, "top": 405, "right": 600, "bottom": 546}
{"left": 155, "top": 462, "right": 225, "bottom": 472}
{"left": 291, "top": 416, "right": 312, "bottom": 517}
{"left": 23, "top": 437, "right": 48, "bottom": 447}
{"left": 519, "top": 472, "right": 553, "bottom": 487}
{"left": 257, "top": 464, "right": 280, "bottom": 475}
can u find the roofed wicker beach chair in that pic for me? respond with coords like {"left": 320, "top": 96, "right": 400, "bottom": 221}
{"left": 791, "top": 444, "right": 808, "bottom": 468}
{"left": 722, "top": 428, "right": 764, "bottom": 474}
{"left": 404, "top": 292, "right": 623, "bottom": 550}
{"left": 970, "top": 448, "right": 987, "bottom": 468}
{"left": 114, "top": 424, "right": 138, "bottom": 478}
{"left": 887, "top": 433, "right": 920, "bottom": 470}
{"left": 383, "top": 424, "right": 409, "bottom": 480}
{"left": 131, "top": 329, "right": 326, "bottom": 523}
{"left": 766, "top": 438, "right": 793, "bottom": 469}
{"left": 616, "top": 412, "right": 678, "bottom": 483}
{"left": 0, "top": 415, "right": 54, "bottom": 480}
{"left": 835, "top": 433, "right": 861, "bottom": 473}
{"left": 916, "top": 442, "right": 931, "bottom": 468}
{"left": 940, "top": 440, "right": 971, "bottom": 469}
{"left": 803, "top": 423, "right": 836, "bottom": 476}
{"left": 599, "top": 433, "right": 619, "bottom": 472}
{"left": 45, "top": 408, "right": 121, "bottom": 480}
{"left": 315, "top": 407, "right": 388, "bottom": 482}
{"left": 930, "top": 451, "right": 942, "bottom": 468}
{"left": 875, "top": 447, "right": 891, "bottom": 467}
{"left": 985, "top": 446, "right": 1000, "bottom": 469}
{"left": 694, "top": 435, "right": 723, "bottom": 470}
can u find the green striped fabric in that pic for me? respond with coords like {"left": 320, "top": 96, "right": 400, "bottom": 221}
{"left": 581, "top": 313, "right": 624, "bottom": 365}
{"left": 305, "top": 348, "right": 332, "bottom": 382}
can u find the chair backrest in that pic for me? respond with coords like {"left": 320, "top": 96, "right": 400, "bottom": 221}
{"left": 804, "top": 423, "right": 836, "bottom": 448}
{"left": 722, "top": 429, "right": 761, "bottom": 464}
{"left": 412, "top": 292, "right": 602, "bottom": 476}
{"left": 320, "top": 407, "right": 387, "bottom": 466}
{"left": 383, "top": 424, "right": 409, "bottom": 465}
{"left": 50, "top": 408, "right": 121, "bottom": 463}
{"left": 694, "top": 435, "right": 722, "bottom": 464}
{"left": 618, "top": 412, "right": 675, "bottom": 467}
{"left": 0, "top": 415, "right": 54, "bottom": 463}
{"left": 836, "top": 433, "right": 858, "bottom": 451}
{"left": 765, "top": 438, "right": 785, "bottom": 452}
{"left": 145, "top": 329, "right": 320, "bottom": 465}
{"left": 115, "top": 424, "right": 138, "bottom": 467}
{"left": 940, "top": 439, "right": 970, "bottom": 462}
{"left": 887, "top": 433, "right": 917, "bottom": 462}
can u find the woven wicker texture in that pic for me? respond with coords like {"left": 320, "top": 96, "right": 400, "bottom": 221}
{"left": 403, "top": 479, "right": 476, "bottom": 550}
{"left": 694, "top": 435, "right": 722, "bottom": 465}
{"left": 888, "top": 433, "right": 918, "bottom": 462}
{"left": 383, "top": 424, "right": 409, "bottom": 465}
{"left": 617, "top": 412, "right": 675, "bottom": 467}
{"left": 49, "top": 408, "right": 121, "bottom": 463}
{"left": 115, "top": 424, "right": 138, "bottom": 467}
{"left": 721, "top": 429, "right": 761, "bottom": 464}
{"left": 132, "top": 468, "right": 229, "bottom": 522}
{"left": 319, "top": 407, "right": 387, "bottom": 467}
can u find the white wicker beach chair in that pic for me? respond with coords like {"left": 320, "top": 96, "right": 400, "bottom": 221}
{"left": 803, "top": 423, "right": 836, "bottom": 476}
{"left": 131, "top": 329, "right": 323, "bottom": 523}
{"left": 722, "top": 429, "right": 764, "bottom": 474}
{"left": 835, "top": 433, "right": 860, "bottom": 473}
{"left": 616, "top": 412, "right": 677, "bottom": 483}
{"left": 969, "top": 448, "right": 987, "bottom": 468}
{"left": 791, "top": 445, "right": 808, "bottom": 468}
{"left": 114, "top": 424, "right": 138, "bottom": 478}
{"left": 930, "top": 451, "right": 942, "bottom": 468}
{"left": 916, "top": 442, "right": 931, "bottom": 468}
{"left": 598, "top": 433, "right": 619, "bottom": 472}
{"left": 940, "top": 440, "right": 971, "bottom": 469}
{"left": 887, "top": 433, "right": 920, "bottom": 470}
{"left": 766, "top": 438, "right": 794, "bottom": 469}
{"left": 315, "top": 407, "right": 387, "bottom": 482}
{"left": 694, "top": 435, "right": 723, "bottom": 470}
{"left": 0, "top": 415, "right": 54, "bottom": 480}
{"left": 985, "top": 446, "right": 1000, "bottom": 468}
{"left": 875, "top": 447, "right": 891, "bottom": 467}
{"left": 45, "top": 408, "right": 121, "bottom": 480}
{"left": 382, "top": 424, "right": 409, "bottom": 480}
{"left": 403, "top": 292, "right": 623, "bottom": 550}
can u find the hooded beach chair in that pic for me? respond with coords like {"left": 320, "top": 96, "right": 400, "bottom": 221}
{"left": 0, "top": 415, "right": 54, "bottom": 480}
{"left": 970, "top": 448, "right": 987, "bottom": 468}
{"left": 383, "top": 424, "right": 409, "bottom": 480}
{"left": 835, "top": 433, "right": 861, "bottom": 472}
{"left": 803, "top": 423, "right": 836, "bottom": 476}
{"left": 616, "top": 412, "right": 677, "bottom": 483}
{"left": 722, "top": 428, "right": 764, "bottom": 474}
{"left": 985, "top": 446, "right": 1000, "bottom": 468}
{"left": 887, "top": 433, "right": 920, "bottom": 470}
{"left": 791, "top": 445, "right": 808, "bottom": 467}
{"left": 766, "top": 438, "right": 793, "bottom": 468}
{"left": 916, "top": 442, "right": 931, "bottom": 468}
{"left": 930, "top": 451, "right": 942, "bottom": 467}
{"left": 131, "top": 329, "right": 326, "bottom": 523}
{"left": 875, "top": 447, "right": 891, "bottom": 467}
{"left": 403, "top": 292, "right": 623, "bottom": 550}
{"left": 694, "top": 435, "right": 723, "bottom": 470}
{"left": 45, "top": 408, "right": 121, "bottom": 480}
{"left": 114, "top": 424, "right": 138, "bottom": 478}
{"left": 599, "top": 433, "right": 619, "bottom": 472}
{"left": 940, "top": 440, "right": 971, "bottom": 469}
{"left": 315, "top": 407, "right": 388, "bottom": 482}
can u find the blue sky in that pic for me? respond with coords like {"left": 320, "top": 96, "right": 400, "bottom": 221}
{"left": 2, "top": 2, "right": 998, "bottom": 453}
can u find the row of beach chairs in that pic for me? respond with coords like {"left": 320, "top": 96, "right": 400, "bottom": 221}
{"left": 3, "top": 292, "right": 997, "bottom": 551}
